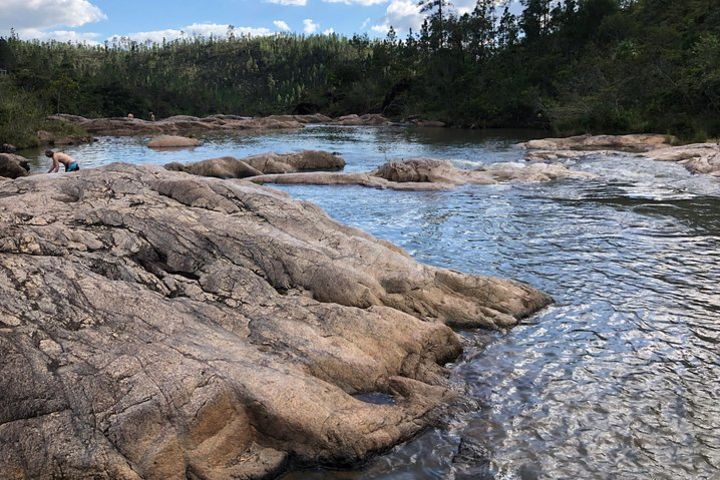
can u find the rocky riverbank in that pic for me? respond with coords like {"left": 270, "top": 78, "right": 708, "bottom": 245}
{"left": 47, "top": 113, "right": 397, "bottom": 137}
{"left": 0, "top": 164, "right": 551, "bottom": 479}
{"left": 520, "top": 133, "right": 720, "bottom": 177}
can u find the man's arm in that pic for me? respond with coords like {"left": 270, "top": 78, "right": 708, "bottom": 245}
{"left": 47, "top": 156, "right": 59, "bottom": 173}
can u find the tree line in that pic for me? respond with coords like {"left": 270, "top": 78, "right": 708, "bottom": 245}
{"left": 1, "top": 0, "right": 718, "bottom": 148}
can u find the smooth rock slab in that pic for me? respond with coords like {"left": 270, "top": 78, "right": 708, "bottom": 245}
{"left": 0, "top": 164, "right": 550, "bottom": 479}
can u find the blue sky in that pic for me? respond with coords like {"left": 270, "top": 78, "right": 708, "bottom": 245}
{"left": 0, "top": 0, "right": 518, "bottom": 44}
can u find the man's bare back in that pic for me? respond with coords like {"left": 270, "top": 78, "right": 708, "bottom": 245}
{"left": 46, "top": 150, "right": 80, "bottom": 173}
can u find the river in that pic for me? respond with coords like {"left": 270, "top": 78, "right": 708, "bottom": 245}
{"left": 27, "top": 126, "right": 720, "bottom": 479}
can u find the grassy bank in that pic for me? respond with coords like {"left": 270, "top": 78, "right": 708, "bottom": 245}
{"left": 0, "top": 79, "right": 88, "bottom": 149}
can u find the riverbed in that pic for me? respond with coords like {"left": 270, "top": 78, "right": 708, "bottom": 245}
{"left": 30, "top": 126, "right": 720, "bottom": 479}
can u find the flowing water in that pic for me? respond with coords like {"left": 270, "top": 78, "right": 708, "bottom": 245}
{"left": 29, "top": 127, "right": 720, "bottom": 479}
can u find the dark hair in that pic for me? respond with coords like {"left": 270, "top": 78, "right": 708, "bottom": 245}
{"left": 45, "top": 149, "right": 54, "bottom": 157}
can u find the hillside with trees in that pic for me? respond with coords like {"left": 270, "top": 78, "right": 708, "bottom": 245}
{"left": 1, "top": 0, "right": 718, "bottom": 147}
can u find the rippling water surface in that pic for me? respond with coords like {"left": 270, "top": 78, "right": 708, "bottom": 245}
{"left": 31, "top": 127, "right": 720, "bottom": 479}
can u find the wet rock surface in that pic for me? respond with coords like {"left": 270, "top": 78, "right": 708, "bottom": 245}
{"left": 0, "top": 153, "right": 30, "bottom": 179}
{"left": 521, "top": 134, "right": 720, "bottom": 177}
{"left": 250, "top": 159, "right": 594, "bottom": 191}
{"left": 165, "top": 151, "right": 346, "bottom": 179}
{"left": 0, "top": 164, "right": 550, "bottom": 479}
{"left": 641, "top": 143, "right": 720, "bottom": 176}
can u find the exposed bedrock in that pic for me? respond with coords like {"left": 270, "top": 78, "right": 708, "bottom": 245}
{"left": 0, "top": 164, "right": 550, "bottom": 479}
{"left": 520, "top": 134, "right": 720, "bottom": 177}
{"left": 47, "top": 112, "right": 391, "bottom": 136}
{"left": 47, "top": 114, "right": 308, "bottom": 136}
{"left": 519, "top": 133, "right": 674, "bottom": 153}
{"left": 641, "top": 143, "right": 720, "bottom": 176}
{"left": 165, "top": 151, "right": 346, "bottom": 179}
{"left": 249, "top": 159, "right": 595, "bottom": 191}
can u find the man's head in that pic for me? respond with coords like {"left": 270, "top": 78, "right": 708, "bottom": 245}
{"left": 45, "top": 150, "right": 54, "bottom": 158}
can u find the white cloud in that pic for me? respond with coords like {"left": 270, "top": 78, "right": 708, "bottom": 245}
{"left": 371, "top": 0, "right": 501, "bottom": 34}
{"left": 302, "top": 18, "right": 319, "bottom": 34}
{"left": 273, "top": 20, "right": 291, "bottom": 32}
{"left": 371, "top": 0, "right": 424, "bottom": 34}
{"left": 266, "top": 0, "right": 307, "bottom": 5}
{"left": 323, "top": 28, "right": 335, "bottom": 35}
{"left": 0, "top": 0, "right": 106, "bottom": 39}
{"left": 322, "top": 0, "right": 387, "bottom": 5}
{"left": 108, "top": 23, "right": 274, "bottom": 44}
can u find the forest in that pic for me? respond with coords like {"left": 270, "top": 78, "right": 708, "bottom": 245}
{"left": 0, "top": 0, "right": 718, "bottom": 148}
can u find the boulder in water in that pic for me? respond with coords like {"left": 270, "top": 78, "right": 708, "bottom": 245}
{"left": 165, "top": 151, "right": 346, "bottom": 179}
{"left": 165, "top": 157, "right": 263, "bottom": 179}
{"left": 148, "top": 135, "right": 203, "bottom": 149}
{"left": 0, "top": 153, "right": 30, "bottom": 179}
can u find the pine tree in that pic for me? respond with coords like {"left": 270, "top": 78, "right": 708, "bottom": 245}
{"left": 521, "top": 0, "right": 552, "bottom": 41}
{"left": 417, "top": 0, "right": 453, "bottom": 47}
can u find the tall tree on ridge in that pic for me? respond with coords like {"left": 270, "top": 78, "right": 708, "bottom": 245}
{"left": 417, "top": 0, "right": 453, "bottom": 47}
{"left": 521, "top": 0, "right": 552, "bottom": 41}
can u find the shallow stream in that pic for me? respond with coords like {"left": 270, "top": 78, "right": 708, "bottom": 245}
{"left": 30, "top": 126, "right": 720, "bottom": 479}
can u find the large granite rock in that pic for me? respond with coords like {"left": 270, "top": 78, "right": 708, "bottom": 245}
{"left": 249, "top": 159, "right": 594, "bottom": 191}
{"left": 165, "top": 156, "right": 264, "bottom": 179}
{"left": 0, "top": 164, "right": 551, "bottom": 479}
{"left": 165, "top": 151, "right": 346, "bottom": 179}
{"left": 0, "top": 153, "right": 30, "bottom": 179}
